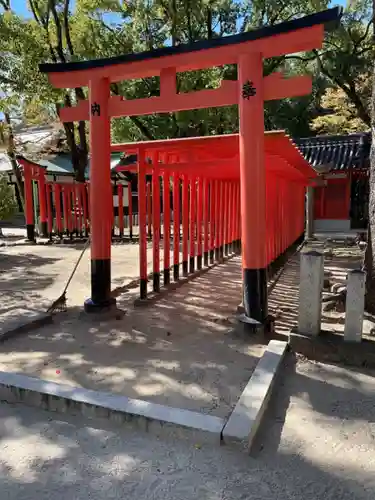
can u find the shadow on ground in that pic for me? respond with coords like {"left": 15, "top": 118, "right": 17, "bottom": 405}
{"left": 251, "top": 352, "right": 375, "bottom": 498}
{"left": 0, "top": 253, "right": 60, "bottom": 315}
{"left": 0, "top": 257, "right": 265, "bottom": 419}
{"left": 0, "top": 380, "right": 373, "bottom": 499}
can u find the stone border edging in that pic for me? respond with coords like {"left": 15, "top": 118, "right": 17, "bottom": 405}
{"left": 0, "top": 371, "right": 225, "bottom": 443}
{"left": 222, "top": 339, "right": 288, "bottom": 450}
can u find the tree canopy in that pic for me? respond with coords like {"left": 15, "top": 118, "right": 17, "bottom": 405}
{"left": 0, "top": 0, "right": 372, "bottom": 179}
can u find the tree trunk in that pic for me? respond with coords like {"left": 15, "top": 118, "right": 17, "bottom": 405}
{"left": 364, "top": 2, "right": 375, "bottom": 311}
{"left": 4, "top": 112, "right": 25, "bottom": 209}
{"left": 59, "top": 106, "right": 87, "bottom": 183}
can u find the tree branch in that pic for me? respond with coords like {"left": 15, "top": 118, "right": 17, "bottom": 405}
{"left": 352, "top": 16, "right": 373, "bottom": 53}
{"left": 49, "top": 0, "right": 66, "bottom": 62}
{"left": 63, "top": 0, "right": 75, "bottom": 56}
{"left": 110, "top": 83, "right": 155, "bottom": 140}
{"left": 0, "top": 0, "right": 10, "bottom": 11}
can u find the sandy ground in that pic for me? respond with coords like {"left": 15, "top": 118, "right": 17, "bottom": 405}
{"left": 0, "top": 240, "right": 182, "bottom": 325}
{"left": 0, "top": 356, "right": 373, "bottom": 499}
{"left": 0, "top": 256, "right": 264, "bottom": 418}
{"left": 252, "top": 355, "right": 375, "bottom": 499}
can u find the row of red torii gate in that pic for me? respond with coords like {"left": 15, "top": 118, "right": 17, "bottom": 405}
{"left": 26, "top": 7, "right": 342, "bottom": 327}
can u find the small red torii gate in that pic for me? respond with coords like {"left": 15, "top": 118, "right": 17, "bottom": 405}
{"left": 39, "top": 7, "right": 342, "bottom": 325}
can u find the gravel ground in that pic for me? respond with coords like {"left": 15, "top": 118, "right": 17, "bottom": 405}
{"left": 0, "top": 356, "right": 374, "bottom": 499}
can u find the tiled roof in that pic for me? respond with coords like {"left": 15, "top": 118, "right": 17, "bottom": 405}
{"left": 3, "top": 152, "right": 124, "bottom": 178}
{"left": 295, "top": 133, "right": 370, "bottom": 171}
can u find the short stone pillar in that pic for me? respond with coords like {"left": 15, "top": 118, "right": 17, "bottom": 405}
{"left": 299, "top": 250, "right": 324, "bottom": 336}
{"left": 344, "top": 269, "right": 366, "bottom": 343}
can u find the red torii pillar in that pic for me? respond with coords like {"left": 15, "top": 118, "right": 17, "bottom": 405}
{"left": 239, "top": 53, "right": 267, "bottom": 324}
{"left": 84, "top": 78, "right": 115, "bottom": 312}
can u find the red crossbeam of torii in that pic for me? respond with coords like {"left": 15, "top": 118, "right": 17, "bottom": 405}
{"left": 39, "top": 7, "right": 342, "bottom": 324}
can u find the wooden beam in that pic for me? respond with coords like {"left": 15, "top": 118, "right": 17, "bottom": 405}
{"left": 46, "top": 25, "right": 324, "bottom": 88}
{"left": 58, "top": 74, "right": 312, "bottom": 122}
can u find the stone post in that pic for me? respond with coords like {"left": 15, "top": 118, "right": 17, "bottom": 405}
{"left": 299, "top": 250, "right": 324, "bottom": 336}
{"left": 344, "top": 269, "right": 366, "bottom": 343}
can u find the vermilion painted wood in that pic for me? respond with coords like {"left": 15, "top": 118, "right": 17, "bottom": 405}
{"left": 54, "top": 184, "right": 63, "bottom": 235}
{"left": 152, "top": 162, "right": 161, "bottom": 291}
{"left": 182, "top": 175, "right": 189, "bottom": 275}
{"left": 89, "top": 78, "right": 112, "bottom": 261}
{"left": 236, "top": 183, "right": 240, "bottom": 244}
{"left": 76, "top": 185, "right": 81, "bottom": 234}
{"left": 227, "top": 182, "right": 232, "bottom": 252}
{"left": 118, "top": 184, "right": 124, "bottom": 237}
{"left": 82, "top": 184, "right": 89, "bottom": 236}
{"left": 68, "top": 187, "right": 74, "bottom": 235}
{"left": 58, "top": 75, "right": 313, "bottom": 122}
{"left": 73, "top": 185, "right": 79, "bottom": 234}
{"left": 197, "top": 177, "right": 203, "bottom": 264}
{"left": 315, "top": 177, "right": 351, "bottom": 220}
{"left": 239, "top": 53, "right": 266, "bottom": 270}
{"left": 23, "top": 164, "right": 34, "bottom": 228}
{"left": 147, "top": 182, "right": 152, "bottom": 239}
{"left": 38, "top": 169, "right": 47, "bottom": 229}
{"left": 203, "top": 178, "right": 209, "bottom": 258}
{"left": 128, "top": 183, "right": 133, "bottom": 238}
{"left": 163, "top": 171, "right": 171, "bottom": 281}
{"left": 76, "top": 184, "right": 84, "bottom": 235}
{"left": 46, "top": 183, "right": 53, "bottom": 236}
{"left": 225, "top": 181, "right": 230, "bottom": 253}
{"left": 45, "top": 24, "right": 324, "bottom": 88}
{"left": 214, "top": 180, "right": 220, "bottom": 258}
{"left": 189, "top": 177, "right": 196, "bottom": 271}
{"left": 62, "top": 186, "right": 69, "bottom": 234}
{"left": 209, "top": 180, "right": 215, "bottom": 257}
{"left": 138, "top": 150, "right": 148, "bottom": 291}
{"left": 173, "top": 173, "right": 180, "bottom": 271}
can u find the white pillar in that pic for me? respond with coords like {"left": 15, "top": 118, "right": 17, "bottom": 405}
{"left": 299, "top": 250, "right": 324, "bottom": 336}
{"left": 344, "top": 269, "right": 366, "bottom": 343}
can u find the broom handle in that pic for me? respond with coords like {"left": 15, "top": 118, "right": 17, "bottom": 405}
{"left": 63, "top": 237, "right": 91, "bottom": 294}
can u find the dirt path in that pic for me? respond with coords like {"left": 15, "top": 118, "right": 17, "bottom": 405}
{"left": 0, "top": 242, "right": 157, "bottom": 316}
{"left": 0, "top": 256, "right": 264, "bottom": 418}
{"left": 0, "top": 357, "right": 374, "bottom": 500}
{"left": 253, "top": 355, "right": 375, "bottom": 499}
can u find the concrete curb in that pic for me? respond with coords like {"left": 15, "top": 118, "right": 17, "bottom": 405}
{"left": 0, "top": 371, "right": 225, "bottom": 443}
{"left": 0, "top": 312, "right": 53, "bottom": 342}
{"left": 222, "top": 339, "right": 288, "bottom": 451}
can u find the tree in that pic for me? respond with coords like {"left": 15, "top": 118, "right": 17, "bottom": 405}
{"left": 311, "top": 76, "right": 371, "bottom": 135}
{"left": 3, "top": 0, "right": 370, "bottom": 165}
{"left": 302, "top": 0, "right": 373, "bottom": 128}
{"left": 0, "top": 174, "right": 17, "bottom": 235}
{"left": 364, "top": 0, "right": 375, "bottom": 312}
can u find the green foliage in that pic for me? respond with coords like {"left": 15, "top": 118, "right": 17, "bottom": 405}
{"left": 0, "top": 0, "right": 372, "bottom": 148}
{"left": 311, "top": 78, "right": 371, "bottom": 134}
{"left": 0, "top": 174, "right": 17, "bottom": 221}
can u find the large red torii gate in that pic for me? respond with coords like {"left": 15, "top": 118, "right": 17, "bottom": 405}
{"left": 39, "top": 7, "right": 342, "bottom": 325}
